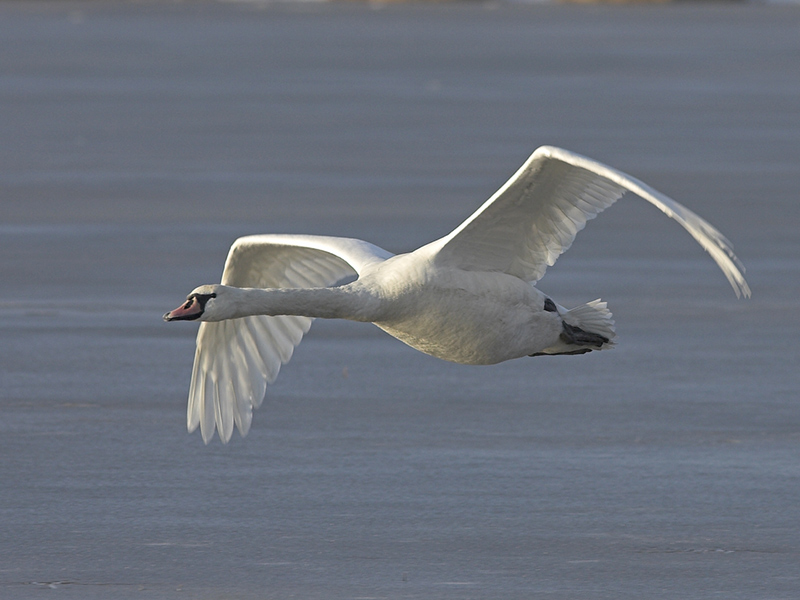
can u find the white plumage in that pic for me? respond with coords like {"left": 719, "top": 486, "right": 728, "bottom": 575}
{"left": 165, "top": 146, "right": 750, "bottom": 443}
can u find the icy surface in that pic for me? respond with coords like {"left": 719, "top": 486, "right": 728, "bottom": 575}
{"left": 1, "top": 2, "right": 798, "bottom": 598}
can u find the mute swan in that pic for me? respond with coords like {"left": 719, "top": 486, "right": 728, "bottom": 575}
{"left": 165, "top": 146, "right": 749, "bottom": 443}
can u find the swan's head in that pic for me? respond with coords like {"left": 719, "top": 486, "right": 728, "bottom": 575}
{"left": 163, "top": 284, "right": 233, "bottom": 323}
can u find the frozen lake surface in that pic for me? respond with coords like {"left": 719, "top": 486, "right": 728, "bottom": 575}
{"left": 1, "top": 1, "right": 799, "bottom": 598}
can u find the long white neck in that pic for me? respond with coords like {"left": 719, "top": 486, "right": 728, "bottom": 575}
{"left": 219, "top": 284, "right": 381, "bottom": 322}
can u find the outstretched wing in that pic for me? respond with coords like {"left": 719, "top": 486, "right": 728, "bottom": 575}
{"left": 434, "top": 146, "right": 750, "bottom": 297}
{"left": 189, "top": 234, "right": 393, "bottom": 443}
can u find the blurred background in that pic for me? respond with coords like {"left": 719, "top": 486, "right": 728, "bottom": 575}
{"left": 1, "top": 1, "right": 798, "bottom": 599}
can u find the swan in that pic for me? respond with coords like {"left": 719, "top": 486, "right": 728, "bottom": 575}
{"left": 164, "top": 146, "right": 750, "bottom": 443}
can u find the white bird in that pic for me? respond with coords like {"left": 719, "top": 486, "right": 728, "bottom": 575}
{"left": 165, "top": 146, "right": 750, "bottom": 443}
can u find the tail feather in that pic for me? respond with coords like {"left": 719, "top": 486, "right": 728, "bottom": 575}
{"left": 563, "top": 299, "right": 616, "bottom": 347}
{"left": 532, "top": 299, "right": 616, "bottom": 357}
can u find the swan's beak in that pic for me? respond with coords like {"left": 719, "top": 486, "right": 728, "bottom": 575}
{"left": 163, "top": 297, "right": 203, "bottom": 322}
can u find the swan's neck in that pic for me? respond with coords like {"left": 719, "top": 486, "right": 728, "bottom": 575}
{"left": 222, "top": 285, "right": 379, "bottom": 322}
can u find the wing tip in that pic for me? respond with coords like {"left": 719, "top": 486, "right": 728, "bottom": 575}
{"left": 730, "top": 273, "right": 752, "bottom": 300}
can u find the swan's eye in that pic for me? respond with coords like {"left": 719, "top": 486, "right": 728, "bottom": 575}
{"left": 192, "top": 293, "right": 217, "bottom": 308}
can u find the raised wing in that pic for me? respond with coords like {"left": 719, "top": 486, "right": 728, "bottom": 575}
{"left": 435, "top": 146, "right": 750, "bottom": 298}
{"left": 189, "top": 234, "right": 393, "bottom": 443}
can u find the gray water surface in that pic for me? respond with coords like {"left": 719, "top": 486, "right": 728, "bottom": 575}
{"left": 1, "top": 2, "right": 799, "bottom": 598}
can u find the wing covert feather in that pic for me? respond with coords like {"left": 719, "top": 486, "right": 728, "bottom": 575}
{"left": 188, "top": 235, "right": 392, "bottom": 443}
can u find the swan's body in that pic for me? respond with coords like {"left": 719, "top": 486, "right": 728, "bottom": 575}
{"left": 165, "top": 146, "right": 750, "bottom": 443}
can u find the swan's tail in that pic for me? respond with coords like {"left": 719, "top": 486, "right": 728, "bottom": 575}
{"left": 533, "top": 299, "right": 616, "bottom": 356}
{"left": 563, "top": 299, "right": 616, "bottom": 346}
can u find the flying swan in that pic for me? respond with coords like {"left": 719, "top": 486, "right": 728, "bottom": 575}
{"left": 165, "top": 146, "right": 750, "bottom": 443}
